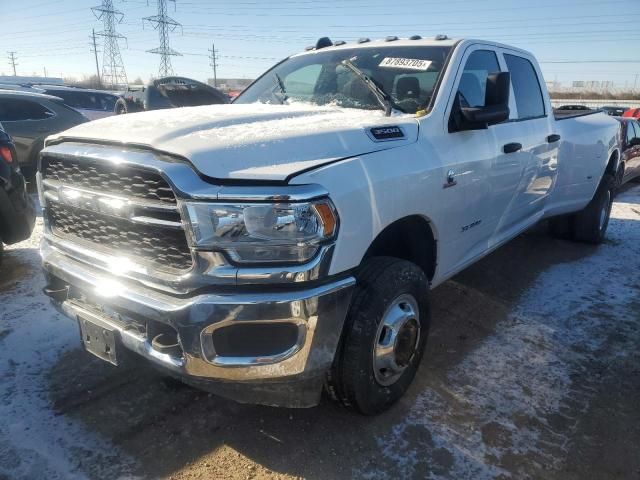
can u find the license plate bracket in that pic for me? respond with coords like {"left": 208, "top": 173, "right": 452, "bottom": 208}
{"left": 78, "top": 315, "right": 119, "bottom": 366}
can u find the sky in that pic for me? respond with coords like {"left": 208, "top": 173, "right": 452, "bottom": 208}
{"left": 1, "top": 0, "right": 639, "bottom": 88}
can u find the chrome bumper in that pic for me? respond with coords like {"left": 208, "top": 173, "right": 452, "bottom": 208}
{"left": 41, "top": 240, "right": 355, "bottom": 407}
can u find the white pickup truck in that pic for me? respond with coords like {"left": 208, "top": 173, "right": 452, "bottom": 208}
{"left": 38, "top": 36, "right": 619, "bottom": 414}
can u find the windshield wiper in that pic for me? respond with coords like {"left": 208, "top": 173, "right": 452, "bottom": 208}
{"left": 341, "top": 58, "right": 392, "bottom": 116}
{"left": 273, "top": 73, "right": 288, "bottom": 104}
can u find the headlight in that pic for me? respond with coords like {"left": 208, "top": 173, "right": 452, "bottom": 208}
{"left": 184, "top": 200, "right": 337, "bottom": 264}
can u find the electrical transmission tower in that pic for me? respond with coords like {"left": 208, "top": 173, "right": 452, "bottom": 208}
{"left": 7, "top": 52, "right": 18, "bottom": 76}
{"left": 92, "top": 0, "right": 128, "bottom": 89}
{"left": 144, "top": 0, "right": 182, "bottom": 77}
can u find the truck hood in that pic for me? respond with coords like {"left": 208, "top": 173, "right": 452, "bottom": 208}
{"left": 48, "top": 103, "right": 419, "bottom": 181}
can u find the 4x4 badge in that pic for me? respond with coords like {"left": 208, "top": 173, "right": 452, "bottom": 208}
{"left": 443, "top": 169, "right": 457, "bottom": 188}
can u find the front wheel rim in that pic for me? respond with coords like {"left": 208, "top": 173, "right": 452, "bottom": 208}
{"left": 373, "top": 294, "right": 420, "bottom": 387}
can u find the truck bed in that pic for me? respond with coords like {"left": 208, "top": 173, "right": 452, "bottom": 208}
{"left": 553, "top": 108, "right": 601, "bottom": 120}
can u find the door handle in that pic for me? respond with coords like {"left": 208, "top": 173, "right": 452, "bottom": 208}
{"left": 503, "top": 142, "right": 522, "bottom": 154}
{"left": 36, "top": 127, "right": 49, "bottom": 132}
{"left": 547, "top": 134, "right": 561, "bottom": 143}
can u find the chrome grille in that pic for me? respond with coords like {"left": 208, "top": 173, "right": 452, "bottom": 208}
{"left": 47, "top": 203, "right": 192, "bottom": 271}
{"left": 43, "top": 156, "right": 176, "bottom": 204}
{"left": 41, "top": 153, "right": 193, "bottom": 272}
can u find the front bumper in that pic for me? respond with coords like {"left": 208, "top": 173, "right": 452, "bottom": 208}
{"left": 42, "top": 240, "right": 355, "bottom": 407}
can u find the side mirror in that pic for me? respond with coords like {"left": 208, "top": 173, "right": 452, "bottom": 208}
{"left": 629, "top": 137, "right": 640, "bottom": 147}
{"left": 450, "top": 71, "right": 511, "bottom": 132}
{"left": 460, "top": 104, "right": 510, "bottom": 126}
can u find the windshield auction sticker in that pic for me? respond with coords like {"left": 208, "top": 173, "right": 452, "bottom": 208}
{"left": 379, "top": 58, "right": 432, "bottom": 71}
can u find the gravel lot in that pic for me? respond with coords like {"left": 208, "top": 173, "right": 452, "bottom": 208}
{"left": 1, "top": 186, "right": 639, "bottom": 480}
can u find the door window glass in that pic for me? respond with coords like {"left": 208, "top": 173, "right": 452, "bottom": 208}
{"left": 0, "top": 98, "right": 54, "bottom": 121}
{"left": 458, "top": 50, "right": 501, "bottom": 108}
{"left": 504, "top": 54, "right": 546, "bottom": 119}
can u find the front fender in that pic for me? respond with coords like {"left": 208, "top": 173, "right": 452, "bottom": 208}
{"left": 290, "top": 146, "right": 443, "bottom": 277}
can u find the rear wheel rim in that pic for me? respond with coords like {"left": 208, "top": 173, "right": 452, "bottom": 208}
{"left": 373, "top": 294, "right": 420, "bottom": 387}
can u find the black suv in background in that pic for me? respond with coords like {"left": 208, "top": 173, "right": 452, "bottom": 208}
{"left": 36, "top": 86, "right": 119, "bottom": 121}
{"left": 0, "top": 122, "right": 35, "bottom": 263}
{"left": 0, "top": 90, "right": 88, "bottom": 176}
{"left": 114, "top": 76, "right": 228, "bottom": 114}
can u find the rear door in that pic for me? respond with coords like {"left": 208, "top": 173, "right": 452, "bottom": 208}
{"left": 496, "top": 50, "right": 557, "bottom": 232}
{"left": 0, "top": 97, "right": 55, "bottom": 166}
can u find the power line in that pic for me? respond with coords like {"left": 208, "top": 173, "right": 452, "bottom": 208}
{"left": 144, "top": 0, "right": 182, "bottom": 77}
{"left": 7, "top": 52, "right": 18, "bottom": 76}
{"left": 92, "top": 0, "right": 128, "bottom": 88}
{"left": 90, "top": 29, "right": 102, "bottom": 86}
{"left": 176, "top": 0, "right": 626, "bottom": 16}
{"left": 208, "top": 43, "right": 218, "bottom": 86}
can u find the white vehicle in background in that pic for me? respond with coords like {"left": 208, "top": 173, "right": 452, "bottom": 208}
{"left": 38, "top": 36, "right": 619, "bottom": 414}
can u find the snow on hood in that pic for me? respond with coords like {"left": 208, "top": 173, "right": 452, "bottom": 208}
{"left": 48, "top": 103, "right": 419, "bottom": 181}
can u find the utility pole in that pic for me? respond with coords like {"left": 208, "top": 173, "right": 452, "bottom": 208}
{"left": 7, "top": 52, "right": 18, "bottom": 76}
{"left": 90, "top": 29, "right": 102, "bottom": 87}
{"left": 208, "top": 42, "right": 218, "bottom": 87}
{"left": 92, "top": 0, "right": 128, "bottom": 88}
{"left": 144, "top": 0, "right": 182, "bottom": 77}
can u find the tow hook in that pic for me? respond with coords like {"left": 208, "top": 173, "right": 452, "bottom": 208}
{"left": 151, "top": 333, "right": 182, "bottom": 358}
{"left": 43, "top": 284, "right": 69, "bottom": 302}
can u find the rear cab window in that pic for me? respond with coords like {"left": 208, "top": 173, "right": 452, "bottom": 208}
{"left": 503, "top": 53, "right": 546, "bottom": 120}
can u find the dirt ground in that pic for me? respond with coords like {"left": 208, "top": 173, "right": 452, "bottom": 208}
{"left": 1, "top": 186, "right": 639, "bottom": 480}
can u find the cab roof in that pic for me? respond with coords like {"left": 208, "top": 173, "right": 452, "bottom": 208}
{"left": 0, "top": 89, "right": 64, "bottom": 101}
{"left": 293, "top": 36, "right": 457, "bottom": 57}
{"left": 292, "top": 36, "right": 531, "bottom": 58}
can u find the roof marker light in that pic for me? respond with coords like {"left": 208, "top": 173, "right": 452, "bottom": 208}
{"left": 435, "top": 34, "right": 448, "bottom": 40}
{"left": 315, "top": 37, "right": 333, "bottom": 49}
{"left": 409, "top": 35, "right": 422, "bottom": 40}
{"left": 385, "top": 36, "right": 399, "bottom": 42}
{"left": 357, "top": 37, "right": 370, "bottom": 44}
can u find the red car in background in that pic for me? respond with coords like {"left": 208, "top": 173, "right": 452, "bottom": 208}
{"left": 623, "top": 107, "right": 640, "bottom": 119}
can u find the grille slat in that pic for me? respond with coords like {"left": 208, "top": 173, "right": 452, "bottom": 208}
{"left": 43, "top": 157, "right": 176, "bottom": 204}
{"left": 42, "top": 154, "right": 193, "bottom": 272}
{"left": 48, "top": 203, "right": 192, "bottom": 271}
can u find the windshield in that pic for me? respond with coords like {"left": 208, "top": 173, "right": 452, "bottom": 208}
{"left": 235, "top": 45, "right": 451, "bottom": 114}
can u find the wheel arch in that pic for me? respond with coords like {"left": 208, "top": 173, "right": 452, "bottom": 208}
{"left": 605, "top": 148, "right": 621, "bottom": 177}
{"left": 361, "top": 215, "right": 437, "bottom": 282}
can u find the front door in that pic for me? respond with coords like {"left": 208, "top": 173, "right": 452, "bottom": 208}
{"left": 437, "top": 47, "right": 521, "bottom": 275}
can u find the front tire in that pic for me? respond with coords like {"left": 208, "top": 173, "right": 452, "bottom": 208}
{"left": 326, "top": 257, "right": 430, "bottom": 415}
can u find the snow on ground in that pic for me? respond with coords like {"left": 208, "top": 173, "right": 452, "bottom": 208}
{"left": 360, "top": 187, "right": 640, "bottom": 479}
{"left": 0, "top": 202, "right": 137, "bottom": 480}
{"left": 1, "top": 188, "right": 639, "bottom": 479}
